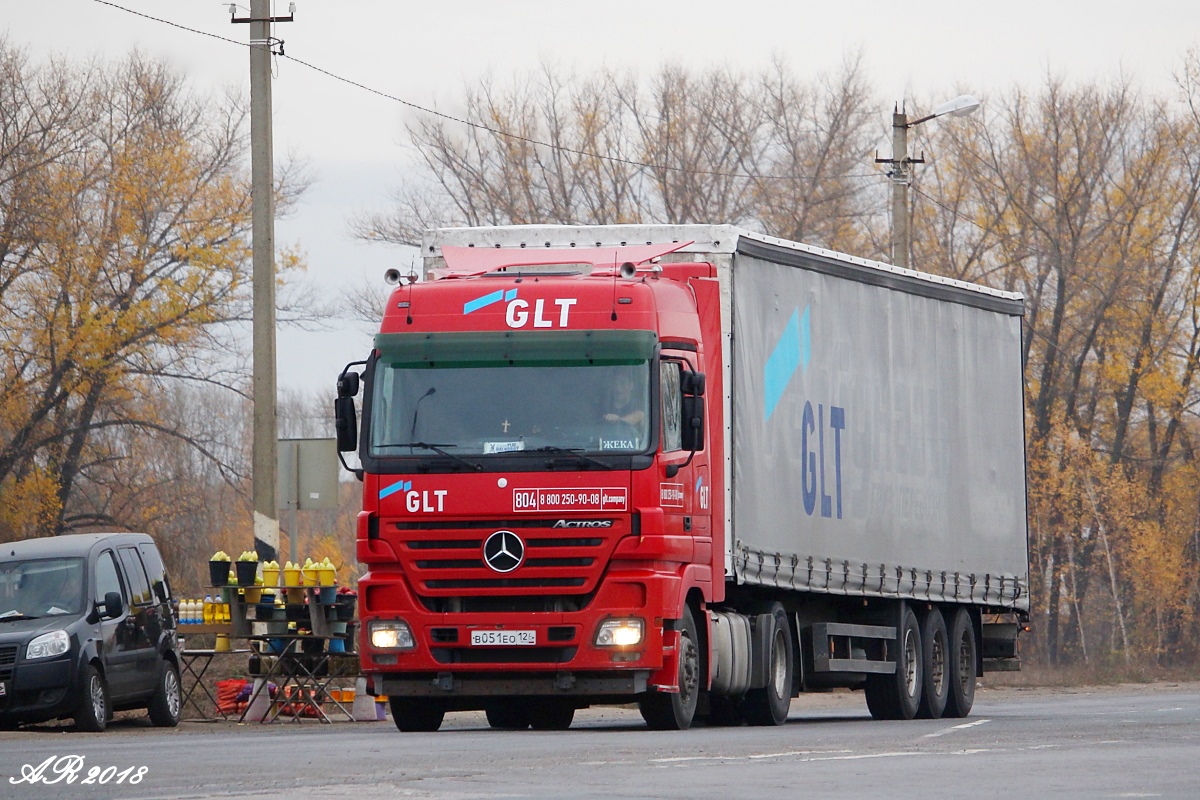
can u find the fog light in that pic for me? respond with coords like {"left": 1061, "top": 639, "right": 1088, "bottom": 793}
{"left": 369, "top": 620, "right": 416, "bottom": 651}
{"left": 595, "top": 618, "right": 644, "bottom": 647}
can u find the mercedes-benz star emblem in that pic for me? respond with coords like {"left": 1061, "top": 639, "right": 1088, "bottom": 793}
{"left": 483, "top": 530, "right": 524, "bottom": 574}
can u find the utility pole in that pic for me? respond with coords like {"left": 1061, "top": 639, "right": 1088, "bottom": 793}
{"left": 876, "top": 95, "right": 981, "bottom": 271}
{"left": 232, "top": 1, "right": 294, "bottom": 564}
{"left": 877, "top": 106, "right": 922, "bottom": 270}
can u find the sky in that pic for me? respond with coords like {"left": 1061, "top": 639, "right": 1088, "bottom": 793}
{"left": 4, "top": 0, "right": 1199, "bottom": 392}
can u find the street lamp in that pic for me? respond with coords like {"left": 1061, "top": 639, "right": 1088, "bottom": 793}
{"left": 877, "top": 94, "right": 980, "bottom": 269}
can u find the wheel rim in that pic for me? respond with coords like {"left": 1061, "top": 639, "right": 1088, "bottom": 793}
{"left": 930, "top": 633, "right": 946, "bottom": 696}
{"left": 679, "top": 632, "right": 699, "bottom": 706}
{"left": 89, "top": 673, "right": 105, "bottom": 721}
{"left": 957, "top": 630, "right": 973, "bottom": 688}
{"left": 769, "top": 630, "right": 787, "bottom": 696}
{"left": 165, "top": 669, "right": 181, "bottom": 719}
{"left": 902, "top": 628, "right": 918, "bottom": 697}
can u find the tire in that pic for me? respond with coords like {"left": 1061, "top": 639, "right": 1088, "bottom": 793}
{"left": 705, "top": 693, "right": 744, "bottom": 727}
{"left": 639, "top": 605, "right": 700, "bottom": 731}
{"left": 74, "top": 664, "right": 109, "bottom": 733}
{"left": 390, "top": 697, "right": 446, "bottom": 732}
{"left": 864, "top": 604, "right": 922, "bottom": 721}
{"left": 485, "top": 699, "right": 532, "bottom": 730}
{"left": 148, "top": 661, "right": 182, "bottom": 727}
{"left": 742, "top": 602, "right": 793, "bottom": 726}
{"left": 528, "top": 698, "right": 575, "bottom": 731}
{"left": 945, "top": 607, "right": 978, "bottom": 718}
{"left": 916, "top": 608, "right": 949, "bottom": 719}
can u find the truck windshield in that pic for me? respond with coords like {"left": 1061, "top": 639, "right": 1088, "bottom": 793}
{"left": 0, "top": 558, "right": 86, "bottom": 620}
{"left": 369, "top": 360, "right": 652, "bottom": 457}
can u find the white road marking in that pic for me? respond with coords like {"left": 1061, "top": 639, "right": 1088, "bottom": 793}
{"left": 923, "top": 718, "right": 991, "bottom": 738}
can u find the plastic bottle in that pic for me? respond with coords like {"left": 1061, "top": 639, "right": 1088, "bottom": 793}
{"left": 201, "top": 595, "right": 212, "bottom": 624}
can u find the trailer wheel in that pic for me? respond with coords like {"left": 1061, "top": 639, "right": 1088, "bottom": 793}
{"left": 864, "top": 604, "right": 922, "bottom": 720}
{"left": 916, "top": 607, "right": 949, "bottom": 719}
{"left": 742, "top": 602, "right": 793, "bottom": 726}
{"left": 485, "top": 699, "right": 532, "bottom": 730}
{"left": 945, "top": 608, "right": 977, "bottom": 718}
{"left": 639, "top": 605, "right": 700, "bottom": 730}
{"left": 528, "top": 698, "right": 575, "bottom": 730}
{"left": 390, "top": 697, "right": 446, "bottom": 732}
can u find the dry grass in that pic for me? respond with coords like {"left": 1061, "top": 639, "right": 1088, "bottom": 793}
{"left": 984, "top": 661, "right": 1198, "bottom": 688}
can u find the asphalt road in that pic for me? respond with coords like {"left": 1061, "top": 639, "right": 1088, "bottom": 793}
{"left": 3, "top": 683, "right": 1198, "bottom": 799}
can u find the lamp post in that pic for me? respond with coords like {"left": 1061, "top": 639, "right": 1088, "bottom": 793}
{"left": 877, "top": 94, "right": 980, "bottom": 269}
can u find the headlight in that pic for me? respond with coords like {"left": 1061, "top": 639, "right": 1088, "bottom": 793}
{"left": 27, "top": 629, "right": 70, "bottom": 660}
{"left": 369, "top": 620, "right": 416, "bottom": 651}
{"left": 594, "top": 617, "right": 644, "bottom": 647}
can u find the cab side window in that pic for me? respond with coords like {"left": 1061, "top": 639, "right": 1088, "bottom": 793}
{"left": 661, "top": 361, "right": 683, "bottom": 453}
{"left": 118, "top": 548, "right": 152, "bottom": 607}
{"left": 94, "top": 551, "right": 125, "bottom": 607}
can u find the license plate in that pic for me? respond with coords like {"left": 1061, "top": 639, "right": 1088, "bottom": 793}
{"left": 0, "top": 681, "right": 6, "bottom": 697}
{"left": 470, "top": 629, "right": 535, "bottom": 646}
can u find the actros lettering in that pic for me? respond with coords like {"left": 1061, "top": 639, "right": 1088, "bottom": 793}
{"left": 800, "top": 402, "right": 846, "bottom": 519}
{"left": 505, "top": 298, "right": 577, "bottom": 329}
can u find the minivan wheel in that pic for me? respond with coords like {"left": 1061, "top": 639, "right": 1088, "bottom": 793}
{"left": 75, "top": 664, "right": 108, "bottom": 733}
{"left": 149, "top": 662, "right": 182, "bottom": 727}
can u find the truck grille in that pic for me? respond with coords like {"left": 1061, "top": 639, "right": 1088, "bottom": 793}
{"left": 388, "top": 518, "right": 621, "bottom": 600}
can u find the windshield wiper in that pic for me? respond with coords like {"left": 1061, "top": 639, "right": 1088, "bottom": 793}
{"left": 0, "top": 611, "right": 38, "bottom": 621}
{"left": 384, "top": 442, "right": 481, "bottom": 472}
{"left": 533, "top": 446, "right": 615, "bottom": 471}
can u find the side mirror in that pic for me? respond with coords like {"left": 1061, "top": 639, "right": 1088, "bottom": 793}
{"left": 681, "top": 371, "right": 706, "bottom": 397}
{"left": 334, "top": 396, "right": 358, "bottom": 452}
{"left": 681, "top": 395, "right": 705, "bottom": 451}
{"left": 103, "top": 591, "right": 124, "bottom": 619}
{"left": 337, "top": 371, "right": 360, "bottom": 398}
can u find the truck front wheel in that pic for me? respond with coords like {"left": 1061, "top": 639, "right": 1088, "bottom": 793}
{"left": 639, "top": 606, "right": 700, "bottom": 730}
{"left": 390, "top": 697, "right": 446, "bottom": 732}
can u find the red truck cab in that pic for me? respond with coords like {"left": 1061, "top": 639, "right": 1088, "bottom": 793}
{"left": 339, "top": 242, "right": 724, "bottom": 731}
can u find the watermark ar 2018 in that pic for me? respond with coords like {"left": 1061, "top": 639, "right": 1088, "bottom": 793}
{"left": 9, "top": 755, "right": 147, "bottom": 786}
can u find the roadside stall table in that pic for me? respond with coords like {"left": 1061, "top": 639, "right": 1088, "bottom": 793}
{"left": 176, "top": 622, "right": 250, "bottom": 720}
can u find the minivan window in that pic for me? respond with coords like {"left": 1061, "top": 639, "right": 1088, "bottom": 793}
{"left": 0, "top": 558, "right": 85, "bottom": 619}
{"left": 94, "top": 551, "right": 125, "bottom": 606}
{"left": 138, "top": 544, "right": 171, "bottom": 604}
{"left": 118, "top": 548, "right": 152, "bottom": 606}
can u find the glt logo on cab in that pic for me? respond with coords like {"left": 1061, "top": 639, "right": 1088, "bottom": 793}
{"left": 462, "top": 287, "right": 577, "bottom": 329}
{"left": 380, "top": 480, "right": 447, "bottom": 513}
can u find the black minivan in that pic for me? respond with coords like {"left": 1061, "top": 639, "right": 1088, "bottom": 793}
{"left": 0, "top": 532, "right": 181, "bottom": 731}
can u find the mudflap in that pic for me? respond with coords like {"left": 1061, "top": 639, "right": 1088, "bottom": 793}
{"left": 647, "top": 628, "right": 681, "bottom": 693}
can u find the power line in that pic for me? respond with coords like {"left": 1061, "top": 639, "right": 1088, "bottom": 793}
{"left": 92, "top": 0, "right": 883, "bottom": 183}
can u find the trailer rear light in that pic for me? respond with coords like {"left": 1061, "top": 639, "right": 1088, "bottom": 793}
{"left": 369, "top": 620, "right": 417, "bottom": 651}
{"left": 594, "top": 617, "right": 644, "bottom": 647}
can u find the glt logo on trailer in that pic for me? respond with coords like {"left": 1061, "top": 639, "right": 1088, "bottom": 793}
{"left": 380, "top": 480, "right": 448, "bottom": 513}
{"left": 764, "top": 305, "right": 847, "bottom": 520}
